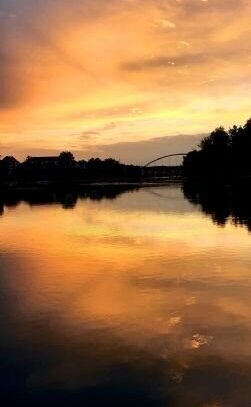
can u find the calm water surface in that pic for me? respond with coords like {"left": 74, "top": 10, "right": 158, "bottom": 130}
{"left": 0, "top": 185, "right": 251, "bottom": 406}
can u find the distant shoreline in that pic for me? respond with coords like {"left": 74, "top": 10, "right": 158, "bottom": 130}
{"left": 1, "top": 175, "right": 251, "bottom": 195}
{"left": 0, "top": 178, "right": 184, "bottom": 191}
{"left": 1, "top": 175, "right": 251, "bottom": 187}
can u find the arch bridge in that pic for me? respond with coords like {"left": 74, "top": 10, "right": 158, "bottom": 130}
{"left": 143, "top": 153, "right": 187, "bottom": 168}
{"left": 142, "top": 153, "right": 187, "bottom": 178}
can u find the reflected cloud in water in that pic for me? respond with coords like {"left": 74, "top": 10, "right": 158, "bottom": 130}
{"left": 0, "top": 184, "right": 251, "bottom": 406}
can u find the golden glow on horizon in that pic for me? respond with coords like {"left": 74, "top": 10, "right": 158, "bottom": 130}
{"left": 0, "top": 0, "right": 251, "bottom": 159}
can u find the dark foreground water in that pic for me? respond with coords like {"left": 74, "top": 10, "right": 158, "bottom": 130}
{"left": 0, "top": 184, "right": 251, "bottom": 406}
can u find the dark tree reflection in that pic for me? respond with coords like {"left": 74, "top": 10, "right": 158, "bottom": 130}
{"left": 0, "top": 185, "right": 140, "bottom": 216}
{"left": 183, "top": 181, "right": 251, "bottom": 231}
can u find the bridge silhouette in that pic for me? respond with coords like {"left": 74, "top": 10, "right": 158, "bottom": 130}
{"left": 142, "top": 153, "right": 187, "bottom": 178}
{"left": 143, "top": 153, "right": 187, "bottom": 168}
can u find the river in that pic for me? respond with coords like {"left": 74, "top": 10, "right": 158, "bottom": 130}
{"left": 0, "top": 183, "right": 250, "bottom": 406}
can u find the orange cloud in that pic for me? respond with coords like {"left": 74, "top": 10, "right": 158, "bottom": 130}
{"left": 0, "top": 0, "right": 250, "bottom": 159}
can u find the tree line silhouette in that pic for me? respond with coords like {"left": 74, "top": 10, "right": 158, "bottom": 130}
{"left": 0, "top": 152, "right": 141, "bottom": 182}
{"left": 1, "top": 118, "right": 251, "bottom": 182}
{"left": 183, "top": 118, "right": 251, "bottom": 177}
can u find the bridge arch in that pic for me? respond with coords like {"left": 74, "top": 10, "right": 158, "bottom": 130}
{"left": 143, "top": 153, "right": 187, "bottom": 168}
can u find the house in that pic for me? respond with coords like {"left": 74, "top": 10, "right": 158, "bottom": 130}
{"left": 1, "top": 156, "right": 20, "bottom": 170}
{"left": 25, "top": 156, "right": 60, "bottom": 169}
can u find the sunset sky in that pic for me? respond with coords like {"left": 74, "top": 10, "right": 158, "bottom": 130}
{"left": 0, "top": 0, "right": 250, "bottom": 163}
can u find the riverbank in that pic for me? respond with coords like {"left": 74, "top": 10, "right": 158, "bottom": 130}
{"left": 0, "top": 177, "right": 184, "bottom": 191}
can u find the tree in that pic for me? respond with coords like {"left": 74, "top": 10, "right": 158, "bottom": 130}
{"left": 199, "top": 127, "right": 231, "bottom": 155}
{"left": 183, "top": 120, "right": 251, "bottom": 177}
{"left": 59, "top": 152, "right": 75, "bottom": 167}
{"left": 243, "top": 118, "right": 251, "bottom": 132}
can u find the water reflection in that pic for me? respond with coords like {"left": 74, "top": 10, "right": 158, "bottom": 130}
{"left": 0, "top": 185, "right": 251, "bottom": 406}
{"left": 0, "top": 184, "right": 139, "bottom": 214}
{"left": 183, "top": 181, "right": 251, "bottom": 231}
